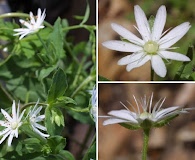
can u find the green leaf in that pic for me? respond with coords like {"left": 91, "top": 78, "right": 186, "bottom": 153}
{"left": 45, "top": 107, "right": 64, "bottom": 136}
{"left": 23, "top": 138, "right": 43, "bottom": 153}
{"left": 37, "top": 66, "right": 57, "bottom": 82}
{"left": 57, "top": 96, "right": 77, "bottom": 105}
{"left": 47, "top": 136, "right": 66, "bottom": 154}
{"left": 48, "top": 18, "right": 65, "bottom": 59}
{"left": 47, "top": 68, "right": 68, "bottom": 104}
{"left": 98, "top": 75, "right": 110, "bottom": 81}
{"left": 174, "top": 45, "right": 195, "bottom": 80}
{"left": 59, "top": 150, "right": 75, "bottom": 160}
{"left": 80, "top": 0, "right": 90, "bottom": 25}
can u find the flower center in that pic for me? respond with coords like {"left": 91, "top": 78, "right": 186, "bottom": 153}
{"left": 140, "top": 112, "right": 151, "bottom": 120}
{"left": 11, "top": 121, "right": 19, "bottom": 130}
{"left": 143, "top": 41, "right": 159, "bottom": 54}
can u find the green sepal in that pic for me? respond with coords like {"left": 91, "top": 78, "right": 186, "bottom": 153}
{"left": 120, "top": 123, "right": 141, "bottom": 130}
{"left": 140, "top": 119, "right": 153, "bottom": 130}
{"left": 154, "top": 114, "right": 178, "bottom": 128}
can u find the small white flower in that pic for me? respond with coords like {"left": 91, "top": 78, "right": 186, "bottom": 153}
{"left": 102, "top": 5, "right": 191, "bottom": 77}
{"left": 89, "top": 85, "right": 97, "bottom": 122}
{"left": 28, "top": 101, "right": 49, "bottom": 138}
{"left": 102, "top": 94, "right": 192, "bottom": 129}
{"left": 0, "top": 101, "right": 25, "bottom": 146}
{"left": 14, "top": 8, "right": 46, "bottom": 40}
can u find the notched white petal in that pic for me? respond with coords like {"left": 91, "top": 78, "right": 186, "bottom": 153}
{"left": 134, "top": 5, "right": 151, "bottom": 41}
{"left": 117, "top": 52, "right": 145, "bottom": 65}
{"left": 103, "top": 118, "right": 133, "bottom": 126}
{"left": 152, "top": 5, "right": 166, "bottom": 41}
{"left": 102, "top": 40, "right": 142, "bottom": 52}
{"left": 126, "top": 55, "right": 150, "bottom": 71}
{"left": 151, "top": 55, "right": 166, "bottom": 77}
{"left": 111, "top": 23, "right": 144, "bottom": 45}
{"left": 160, "top": 51, "right": 190, "bottom": 61}
{"left": 159, "top": 22, "right": 191, "bottom": 48}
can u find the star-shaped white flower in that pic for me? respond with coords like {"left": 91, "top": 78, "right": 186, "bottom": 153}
{"left": 28, "top": 101, "right": 49, "bottom": 138}
{"left": 0, "top": 101, "right": 25, "bottom": 146}
{"left": 102, "top": 5, "right": 191, "bottom": 77}
{"left": 14, "top": 8, "right": 46, "bottom": 40}
{"left": 102, "top": 94, "right": 192, "bottom": 129}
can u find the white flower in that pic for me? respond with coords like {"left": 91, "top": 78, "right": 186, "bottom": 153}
{"left": 28, "top": 101, "right": 49, "bottom": 138}
{"left": 14, "top": 8, "right": 46, "bottom": 40}
{"left": 0, "top": 101, "right": 25, "bottom": 146}
{"left": 102, "top": 5, "right": 191, "bottom": 77}
{"left": 89, "top": 85, "right": 97, "bottom": 122}
{"left": 102, "top": 94, "right": 192, "bottom": 129}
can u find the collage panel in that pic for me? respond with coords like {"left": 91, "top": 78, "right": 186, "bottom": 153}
{"left": 0, "top": 0, "right": 96, "bottom": 159}
{"left": 98, "top": 0, "right": 194, "bottom": 81}
{"left": 98, "top": 83, "right": 195, "bottom": 160}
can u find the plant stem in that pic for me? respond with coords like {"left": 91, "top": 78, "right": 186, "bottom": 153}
{"left": 142, "top": 129, "right": 150, "bottom": 160}
{"left": 150, "top": 68, "right": 154, "bottom": 81}
{"left": 71, "top": 75, "right": 95, "bottom": 98}
{"left": 82, "top": 130, "right": 96, "bottom": 160}
{"left": 21, "top": 102, "right": 48, "bottom": 111}
{"left": 62, "top": 24, "right": 95, "bottom": 32}
{"left": 0, "top": 12, "right": 53, "bottom": 28}
{"left": 36, "top": 33, "right": 49, "bottom": 54}
{"left": 77, "top": 125, "right": 94, "bottom": 160}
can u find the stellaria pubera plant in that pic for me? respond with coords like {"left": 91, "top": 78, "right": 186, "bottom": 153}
{"left": 101, "top": 93, "right": 193, "bottom": 160}
{"left": 102, "top": 5, "right": 191, "bottom": 80}
{"left": 0, "top": 1, "right": 96, "bottom": 159}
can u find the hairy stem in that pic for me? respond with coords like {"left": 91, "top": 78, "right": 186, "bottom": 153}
{"left": 142, "top": 129, "right": 150, "bottom": 160}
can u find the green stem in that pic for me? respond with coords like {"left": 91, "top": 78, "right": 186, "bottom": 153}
{"left": 62, "top": 24, "right": 95, "bottom": 32}
{"left": 72, "top": 58, "right": 86, "bottom": 87}
{"left": 151, "top": 68, "right": 154, "bottom": 81}
{"left": 142, "top": 129, "right": 150, "bottom": 160}
{"left": 77, "top": 125, "right": 94, "bottom": 159}
{"left": 82, "top": 129, "right": 96, "bottom": 160}
{"left": 64, "top": 41, "right": 79, "bottom": 64}
{"left": 36, "top": 33, "right": 49, "bottom": 54}
{"left": 71, "top": 75, "right": 95, "bottom": 98}
{"left": 0, "top": 12, "right": 53, "bottom": 28}
{"left": 21, "top": 102, "right": 48, "bottom": 111}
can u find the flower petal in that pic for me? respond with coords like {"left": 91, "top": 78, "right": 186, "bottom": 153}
{"left": 111, "top": 23, "right": 144, "bottom": 45}
{"left": 1, "top": 109, "right": 12, "bottom": 122}
{"left": 160, "top": 51, "right": 190, "bottom": 61}
{"left": 103, "top": 118, "right": 134, "bottom": 125}
{"left": 126, "top": 55, "right": 151, "bottom": 71}
{"left": 19, "top": 19, "right": 32, "bottom": 29}
{"left": 102, "top": 40, "right": 142, "bottom": 52}
{"left": 118, "top": 52, "right": 145, "bottom": 65}
{"left": 159, "top": 22, "right": 191, "bottom": 48}
{"left": 34, "top": 115, "right": 45, "bottom": 122}
{"left": 31, "top": 124, "right": 49, "bottom": 138}
{"left": 155, "top": 106, "right": 180, "bottom": 119}
{"left": 0, "top": 128, "right": 10, "bottom": 136}
{"left": 134, "top": 5, "right": 151, "bottom": 41}
{"left": 152, "top": 5, "right": 166, "bottom": 41}
{"left": 33, "top": 123, "right": 47, "bottom": 131}
{"left": 0, "top": 130, "right": 11, "bottom": 145}
{"left": 151, "top": 55, "right": 166, "bottom": 77}
{"left": 7, "top": 132, "right": 14, "bottom": 146}
{"left": 108, "top": 110, "right": 138, "bottom": 124}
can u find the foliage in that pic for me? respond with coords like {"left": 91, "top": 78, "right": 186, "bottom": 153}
{"left": 0, "top": 1, "right": 96, "bottom": 159}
